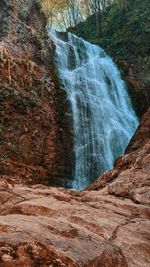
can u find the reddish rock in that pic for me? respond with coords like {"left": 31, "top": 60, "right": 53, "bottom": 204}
{"left": 0, "top": 109, "right": 150, "bottom": 266}
{"left": 0, "top": 180, "right": 149, "bottom": 266}
{"left": 87, "top": 109, "right": 150, "bottom": 205}
{"left": 0, "top": 0, "right": 73, "bottom": 186}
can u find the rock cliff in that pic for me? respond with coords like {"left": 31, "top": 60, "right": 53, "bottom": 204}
{"left": 0, "top": 0, "right": 73, "bottom": 186}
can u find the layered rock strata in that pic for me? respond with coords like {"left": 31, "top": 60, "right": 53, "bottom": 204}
{"left": 0, "top": 110, "right": 150, "bottom": 267}
{"left": 0, "top": 0, "right": 73, "bottom": 186}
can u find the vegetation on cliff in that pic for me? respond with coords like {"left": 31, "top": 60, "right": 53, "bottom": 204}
{"left": 69, "top": 0, "right": 150, "bottom": 115}
{"left": 69, "top": 0, "right": 150, "bottom": 63}
{"left": 38, "top": 0, "right": 150, "bottom": 115}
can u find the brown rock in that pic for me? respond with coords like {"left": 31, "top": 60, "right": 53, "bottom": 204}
{"left": 118, "top": 60, "right": 150, "bottom": 117}
{"left": 0, "top": 181, "right": 149, "bottom": 266}
{"left": 0, "top": 108, "right": 150, "bottom": 266}
{"left": 87, "top": 109, "right": 150, "bottom": 205}
{"left": 0, "top": 0, "right": 73, "bottom": 186}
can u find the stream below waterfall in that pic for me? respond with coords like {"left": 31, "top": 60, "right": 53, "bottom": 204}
{"left": 50, "top": 30, "right": 139, "bottom": 190}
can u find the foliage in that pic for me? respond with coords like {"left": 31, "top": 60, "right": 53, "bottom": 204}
{"left": 0, "top": 86, "right": 39, "bottom": 113}
{"left": 69, "top": 0, "right": 150, "bottom": 116}
{"left": 38, "top": 0, "right": 111, "bottom": 30}
{"left": 69, "top": 0, "right": 150, "bottom": 63}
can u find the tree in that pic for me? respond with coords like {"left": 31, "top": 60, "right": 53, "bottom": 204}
{"left": 38, "top": 0, "right": 112, "bottom": 31}
{"left": 86, "top": 0, "right": 111, "bottom": 34}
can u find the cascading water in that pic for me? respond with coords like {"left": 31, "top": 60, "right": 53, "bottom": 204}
{"left": 50, "top": 30, "right": 139, "bottom": 190}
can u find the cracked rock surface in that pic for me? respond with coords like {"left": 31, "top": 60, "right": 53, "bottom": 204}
{"left": 0, "top": 110, "right": 150, "bottom": 266}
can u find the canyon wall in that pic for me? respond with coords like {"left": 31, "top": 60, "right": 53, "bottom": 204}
{"left": 0, "top": 0, "right": 73, "bottom": 186}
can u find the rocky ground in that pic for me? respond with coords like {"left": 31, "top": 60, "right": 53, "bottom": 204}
{"left": 0, "top": 109, "right": 150, "bottom": 267}
{"left": 0, "top": 1, "right": 150, "bottom": 266}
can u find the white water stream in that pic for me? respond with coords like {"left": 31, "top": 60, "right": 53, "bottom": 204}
{"left": 50, "top": 30, "right": 139, "bottom": 190}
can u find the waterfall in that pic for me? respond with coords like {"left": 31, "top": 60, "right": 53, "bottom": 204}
{"left": 50, "top": 30, "right": 139, "bottom": 190}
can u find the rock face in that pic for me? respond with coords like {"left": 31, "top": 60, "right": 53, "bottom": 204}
{"left": 0, "top": 110, "right": 150, "bottom": 267}
{"left": 87, "top": 109, "right": 150, "bottom": 205}
{"left": 0, "top": 0, "right": 73, "bottom": 185}
{"left": 117, "top": 59, "right": 150, "bottom": 117}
